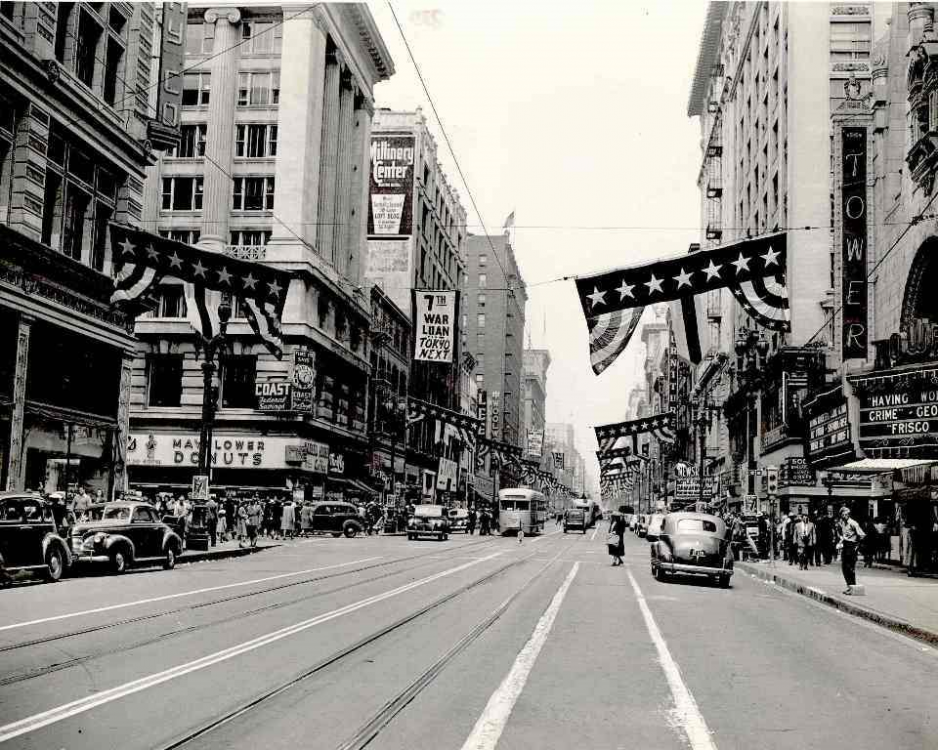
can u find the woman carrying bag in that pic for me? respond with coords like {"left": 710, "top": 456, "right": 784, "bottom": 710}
{"left": 607, "top": 511, "right": 626, "bottom": 566}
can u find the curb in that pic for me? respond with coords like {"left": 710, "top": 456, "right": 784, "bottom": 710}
{"left": 179, "top": 543, "right": 280, "bottom": 565}
{"left": 736, "top": 561, "right": 938, "bottom": 647}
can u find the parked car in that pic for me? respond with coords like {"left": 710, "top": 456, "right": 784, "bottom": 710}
{"left": 0, "top": 492, "right": 70, "bottom": 583}
{"left": 69, "top": 502, "right": 183, "bottom": 573}
{"left": 649, "top": 512, "right": 734, "bottom": 587}
{"left": 308, "top": 502, "right": 365, "bottom": 537}
{"left": 408, "top": 505, "right": 449, "bottom": 540}
{"left": 645, "top": 513, "right": 667, "bottom": 542}
{"left": 447, "top": 508, "right": 469, "bottom": 533}
{"left": 563, "top": 506, "right": 588, "bottom": 534}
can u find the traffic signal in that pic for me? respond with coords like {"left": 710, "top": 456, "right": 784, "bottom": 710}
{"left": 766, "top": 466, "right": 779, "bottom": 495}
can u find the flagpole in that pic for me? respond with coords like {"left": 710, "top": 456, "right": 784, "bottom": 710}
{"left": 196, "top": 294, "right": 232, "bottom": 489}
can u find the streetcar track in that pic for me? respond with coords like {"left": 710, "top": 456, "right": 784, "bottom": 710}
{"left": 158, "top": 530, "right": 590, "bottom": 750}
{"left": 0, "top": 537, "right": 500, "bottom": 656}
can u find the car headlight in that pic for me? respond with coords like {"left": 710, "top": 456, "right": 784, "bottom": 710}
{"left": 407, "top": 519, "right": 415, "bottom": 528}
{"left": 93, "top": 532, "right": 108, "bottom": 544}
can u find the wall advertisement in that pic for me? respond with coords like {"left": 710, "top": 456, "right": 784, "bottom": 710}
{"left": 526, "top": 430, "right": 544, "bottom": 458}
{"left": 368, "top": 134, "right": 415, "bottom": 236}
{"left": 128, "top": 433, "right": 298, "bottom": 470}
{"left": 436, "top": 457, "right": 458, "bottom": 492}
{"left": 365, "top": 239, "right": 412, "bottom": 314}
{"left": 413, "top": 289, "right": 458, "bottom": 363}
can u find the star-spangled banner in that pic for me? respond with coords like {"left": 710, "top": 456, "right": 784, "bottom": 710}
{"left": 575, "top": 233, "right": 789, "bottom": 374}
{"left": 407, "top": 398, "right": 481, "bottom": 450}
{"left": 596, "top": 446, "right": 633, "bottom": 463}
{"left": 109, "top": 224, "right": 290, "bottom": 358}
{"left": 595, "top": 411, "right": 677, "bottom": 453}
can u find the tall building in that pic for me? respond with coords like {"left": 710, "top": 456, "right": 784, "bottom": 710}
{"left": 465, "top": 233, "right": 527, "bottom": 448}
{"left": 126, "top": 5, "right": 394, "bottom": 503}
{"left": 1, "top": 2, "right": 174, "bottom": 494}
{"left": 545, "top": 421, "right": 579, "bottom": 494}
{"left": 683, "top": 2, "right": 872, "bottom": 512}
{"left": 521, "top": 348, "right": 550, "bottom": 462}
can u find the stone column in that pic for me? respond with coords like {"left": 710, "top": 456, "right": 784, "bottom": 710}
{"left": 909, "top": 3, "right": 934, "bottom": 44}
{"left": 345, "top": 92, "right": 375, "bottom": 287}
{"left": 267, "top": 7, "right": 328, "bottom": 260}
{"left": 5, "top": 314, "right": 32, "bottom": 490}
{"left": 316, "top": 46, "right": 342, "bottom": 259}
{"left": 332, "top": 74, "right": 355, "bottom": 272}
{"left": 198, "top": 7, "right": 242, "bottom": 254}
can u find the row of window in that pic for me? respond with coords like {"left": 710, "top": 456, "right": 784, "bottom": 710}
{"left": 156, "top": 229, "right": 272, "bottom": 247}
{"left": 185, "top": 19, "right": 284, "bottom": 57}
{"left": 52, "top": 3, "right": 128, "bottom": 108}
{"left": 181, "top": 71, "right": 281, "bottom": 108}
{"left": 167, "top": 124, "right": 279, "bottom": 159}
{"left": 161, "top": 176, "right": 275, "bottom": 211}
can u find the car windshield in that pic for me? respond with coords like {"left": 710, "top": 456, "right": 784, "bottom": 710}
{"left": 500, "top": 499, "right": 529, "bottom": 511}
{"left": 86, "top": 506, "right": 131, "bottom": 521}
{"left": 676, "top": 518, "right": 719, "bottom": 534}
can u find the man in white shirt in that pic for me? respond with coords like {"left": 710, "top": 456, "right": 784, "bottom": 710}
{"left": 837, "top": 505, "right": 866, "bottom": 595}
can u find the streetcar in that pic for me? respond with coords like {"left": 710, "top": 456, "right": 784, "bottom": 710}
{"left": 497, "top": 488, "right": 548, "bottom": 536}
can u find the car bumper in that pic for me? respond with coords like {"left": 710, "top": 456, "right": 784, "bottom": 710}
{"left": 70, "top": 553, "right": 111, "bottom": 564}
{"left": 657, "top": 561, "right": 733, "bottom": 577}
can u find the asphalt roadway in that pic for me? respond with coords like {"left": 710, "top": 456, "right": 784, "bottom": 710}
{"left": 0, "top": 527, "right": 935, "bottom": 750}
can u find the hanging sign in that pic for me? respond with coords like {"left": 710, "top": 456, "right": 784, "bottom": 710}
{"left": 291, "top": 349, "right": 316, "bottom": 412}
{"left": 841, "top": 126, "right": 868, "bottom": 359}
{"left": 526, "top": 430, "right": 544, "bottom": 458}
{"left": 413, "top": 290, "right": 457, "bottom": 363}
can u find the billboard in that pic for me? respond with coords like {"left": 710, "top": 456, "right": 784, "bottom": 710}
{"left": 368, "top": 134, "right": 415, "bottom": 236}
{"left": 365, "top": 239, "right": 412, "bottom": 314}
{"left": 413, "top": 290, "right": 458, "bottom": 363}
{"left": 526, "top": 430, "right": 544, "bottom": 458}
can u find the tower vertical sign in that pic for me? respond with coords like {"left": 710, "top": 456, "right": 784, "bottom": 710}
{"left": 842, "top": 127, "right": 868, "bottom": 360}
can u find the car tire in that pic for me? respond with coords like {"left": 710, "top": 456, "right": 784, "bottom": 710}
{"left": 44, "top": 546, "right": 64, "bottom": 582}
{"left": 719, "top": 575, "right": 731, "bottom": 589}
{"left": 163, "top": 545, "right": 177, "bottom": 570}
{"left": 111, "top": 548, "right": 128, "bottom": 574}
{"left": 563, "top": 527, "right": 567, "bottom": 533}
{"left": 344, "top": 525, "right": 359, "bottom": 538}
{"left": 654, "top": 566, "right": 666, "bottom": 582}
{"left": 331, "top": 532, "right": 342, "bottom": 538}
{"left": 443, "top": 534, "right": 448, "bottom": 541}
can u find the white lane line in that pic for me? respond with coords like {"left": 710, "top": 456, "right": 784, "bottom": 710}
{"left": 528, "top": 529, "right": 562, "bottom": 544}
{"left": 0, "top": 557, "right": 381, "bottom": 633}
{"left": 461, "top": 562, "right": 579, "bottom": 750}
{"left": 0, "top": 551, "right": 503, "bottom": 745}
{"left": 626, "top": 569, "right": 718, "bottom": 750}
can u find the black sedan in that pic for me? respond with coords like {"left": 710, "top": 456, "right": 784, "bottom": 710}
{"left": 649, "top": 512, "right": 734, "bottom": 588}
{"left": 70, "top": 502, "right": 183, "bottom": 573}
{"left": 0, "top": 492, "right": 70, "bottom": 583}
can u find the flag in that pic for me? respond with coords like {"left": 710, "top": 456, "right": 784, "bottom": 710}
{"left": 503, "top": 211, "right": 515, "bottom": 229}
{"left": 585, "top": 307, "right": 644, "bottom": 375}
{"left": 552, "top": 451, "right": 565, "bottom": 470}
{"left": 594, "top": 411, "right": 677, "bottom": 453}
{"left": 575, "top": 233, "right": 790, "bottom": 373}
{"left": 110, "top": 224, "right": 290, "bottom": 358}
{"left": 670, "top": 294, "right": 708, "bottom": 365}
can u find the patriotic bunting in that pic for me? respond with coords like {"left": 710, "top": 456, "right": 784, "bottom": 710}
{"left": 594, "top": 412, "right": 677, "bottom": 454}
{"left": 110, "top": 224, "right": 290, "bottom": 358}
{"left": 552, "top": 451, "right": 565, "bottom": 470}
{"left": 407, "top": 398, "right": 481, "bottom": 449}
{"left": 575, "top": 233, "right": 789, "bottom": 375}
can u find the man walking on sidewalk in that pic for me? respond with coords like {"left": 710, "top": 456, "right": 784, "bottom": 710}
{"left": 836, "top": 505, "right": 866, "bottom": 595}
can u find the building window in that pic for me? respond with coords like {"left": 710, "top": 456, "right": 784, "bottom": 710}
{"left": 146, "top": 284, "right": 185, "bottom": 318}
{"left": 232, "top": 176, "right": 275, "bottom": 210}
{"left": 159, "top": 228, "right": 201, "bottom": 245}
{"left": 161, "top": 176, "right": 204, "bottom": 211}
{"left": 237, "top": 71, "right": 280, "bottom": 106}
{"left": 930, "top": 90, "right": 938, "bottom": 133}
{"left": 182, "top": 72, "right": 211, "bottom": 106}
{"left": 41, "top": 126, "right": 120, "bottom": 267}
{"left": 241, "top": 20, "right": 283, "bottom": 55}
{"left": 148, "top": 355, "right": 183, "bottom": 407}
{"left": 186, "top": 21, "right": 215, "bottom": 55}
{"left": 477, "top": 292, "right": 486, "bottom": 307}
{"left": 229, "top": 229, "right": 271, "bottom": 246}
{"left": 477, "top": 313, "right": 486, "bottom": 328}
{"left": 168, "top": 124, "right": 207, "bottom": 158}
{"left": 475, "top": 373, "right": 484, "bottom": 385}
{"left": 221, "top": 356, "right": 257, "bottom": 408}
{"left": 55, "top": 4, "right": 128, "bottom": 106}
{"left": 476, "top": 353, "right": 484, "bottom": 368}
{"left": 478, "top": 273, "right": 486, "bottom": 289}
{"left": 479, "top": 253, "right": 487, "bottom": 266}
{"left": 235, "top": 124, "right": 277, "bottom": 158}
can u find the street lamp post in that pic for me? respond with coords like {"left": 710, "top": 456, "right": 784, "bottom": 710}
{"left": 195, "top": 294, "right": 232, "bottom": 486}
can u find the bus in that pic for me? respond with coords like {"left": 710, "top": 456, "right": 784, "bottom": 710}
{"left": 497, "top": 488, "right": 548, "bottom": 536}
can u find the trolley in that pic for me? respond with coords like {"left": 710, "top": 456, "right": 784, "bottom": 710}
{"left": 498, "top": 488, "right": 548, "bottom": 536}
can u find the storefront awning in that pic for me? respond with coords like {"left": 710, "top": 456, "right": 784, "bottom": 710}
{"left": 830, "top": 458, "right": 938, "bottom": 474}
{"left": 347, "top": 479, "right": 378, "bottom": 496}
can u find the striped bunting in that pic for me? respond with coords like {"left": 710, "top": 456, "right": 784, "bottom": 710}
{"left": 585, "top": 307, "right": 645, "bottom": 375}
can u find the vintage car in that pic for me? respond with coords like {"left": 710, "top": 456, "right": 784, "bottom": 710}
{"left": 308, "top": 502, "right": 365, "bottom": 538}
{"left": 0, "top": 492, "right": 70, "bottom": 583}
{"left": 447, "top": 508, "right": 469, "bottom": 533}
{"left": 408, "top": 505, "right": 449, "bottom": 541}
{"left": 649, "top": 512, "right": 734, "bottom": 587}
{"left": 645, "top": 513, "right": 667, "bottom": 542}
{"left": 70, "top": 502, "right": 183, "bottom": 573}
{"left": 563, "top": 506, "right": 588, "bottom": 534}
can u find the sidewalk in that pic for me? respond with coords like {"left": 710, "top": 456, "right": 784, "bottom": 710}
{"left": 179, "top": 538, "right": 280, "bottom": 564}
{"left": 736, "top": 557, "right": 938, "bottom": 646}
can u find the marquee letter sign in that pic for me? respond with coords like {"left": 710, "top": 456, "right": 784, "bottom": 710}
{"left": 842, "top": 126, "right": 868, "bottom": 360}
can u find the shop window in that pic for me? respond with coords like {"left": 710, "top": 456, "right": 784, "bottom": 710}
{"left": 148, "top": 354, "right": 183, "bottom": 407}
{"left": 169, "top": 124, "right": 207, "bottom": 158}
{"left": 182, "top": 72, "right": 211, "bottom": 106}
{"left": 220, "top": 356, "right": 256, "bottom": 408}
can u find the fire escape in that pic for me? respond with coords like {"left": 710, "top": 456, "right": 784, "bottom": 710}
{"left": 704, "top": 63, "right": 726, "bottom": 243}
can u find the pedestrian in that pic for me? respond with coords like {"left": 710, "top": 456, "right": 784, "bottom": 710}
{"left": 300, "top": 501, "right": 313, "bottom": 537}
{"left": 873, "top": 516, "right": 889, "bottom": 562}
{"left": 281, "top": 498, "right": 295, "bottom": 540}
{"left": 517, "top": 523, "right": 524, "bottom": 544}
{"left": 173, "top": 495, "right": 189, "bottom": 548}
{"left": 248, "top": 496, "right": 263, "bottom": 547}
{"left": 607, "top": 511, "right": 626, "bottom": 566}
{"left": 796, "top": 513, "right": 815, "bottom": 570}
{"left": 216, "top": 504, "right": 227, "bottom": 542}
{"left": 467, "top": 507, "right": 477, "bottom": 535}
{"left": 236, "top": 502, "right": 248, "bottom": 547}
{"left": 224, "top": 496, "right": 236, "bottom": 541}
{"left": 72, "top": 487, "right": 91, "bottom": 519}
{"left": 836, "top": 505, "right": 866, "bottom": 594}
{"left": 862, "top": 518, "right": 878, "bottom": 568}
{"left": 479, "top": 508, "right": 490, "bottom": 536}
{"left": 205, "top": 495, "right": 218, "bottom": 547}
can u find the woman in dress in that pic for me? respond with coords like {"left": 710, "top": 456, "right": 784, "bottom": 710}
{"left": 236, "top": 502, "right": 248, "bottom": 547}
{"left": 608, "top": 511, "right": 626, "bottom": 566}
{"left": 281, "top": 500, "right": 295, "bottom": 540}
{"left": 216, "top": 506, "right": 227, "bottom": 542}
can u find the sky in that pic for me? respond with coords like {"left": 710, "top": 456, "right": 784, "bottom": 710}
{"left": 368, "top": 0, "right": 707, "bottom": 493}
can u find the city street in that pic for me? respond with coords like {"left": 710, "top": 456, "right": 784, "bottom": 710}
{"left": 0, "top": 530, "right": 935, "bottom": 750}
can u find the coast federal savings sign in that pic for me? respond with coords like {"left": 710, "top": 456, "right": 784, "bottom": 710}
{"left": 851, "top": 367, "right": 938, "bottom": 451}
{"left": 127, "top": 434, "right": 298, "bottom": 469}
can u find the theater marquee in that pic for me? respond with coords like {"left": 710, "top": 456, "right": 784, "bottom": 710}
{"left": 850, "top": 366, "right": 938, "bottom": 455}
